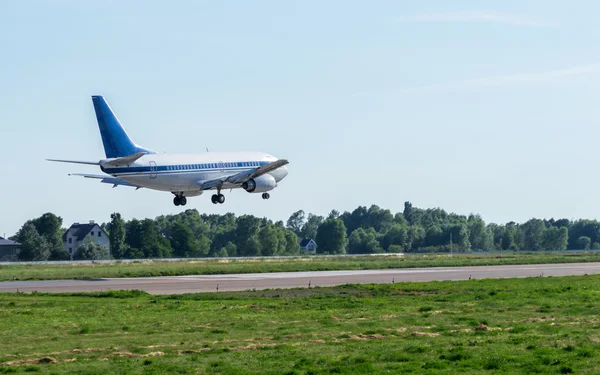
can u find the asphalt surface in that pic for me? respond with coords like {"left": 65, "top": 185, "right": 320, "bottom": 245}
{"left": 1, "top": 262, "right": 599, "bottom": 295}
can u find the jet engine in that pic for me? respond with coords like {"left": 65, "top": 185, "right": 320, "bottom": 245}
{"left": 242, "top": 174, "right": 277, "bottom": 193}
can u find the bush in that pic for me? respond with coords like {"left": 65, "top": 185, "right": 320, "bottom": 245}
{"left": 74, "top": 237, "right": 111, "bottom": 260}
{"left": 388, "top": 245, "right": 403, "bottom": 253}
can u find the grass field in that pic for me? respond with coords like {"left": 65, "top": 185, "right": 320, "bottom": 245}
{"left": 2, "top": 252, "right": 600, "bottom": 282}
{"left": 1, "top": 275, "right": 600, "bottom": 374}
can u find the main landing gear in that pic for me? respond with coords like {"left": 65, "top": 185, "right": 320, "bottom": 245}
{"left": 173, "top": 194, "right": 187, "bottom": 206}
{"left": 211, "top": 187, "right": 225, "bottom": 204}
{"left": 211, "top": 193, "right": 225, "bottom": 204}
{"left": 172, "top": 190, "right": 270, "bottom": 206}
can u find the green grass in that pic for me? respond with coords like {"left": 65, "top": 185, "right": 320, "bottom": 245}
{"left": 1, "top": 275, "right": 600, "bottom": 373}
{"left": 2, "top": 252, "right": 600, "bottom": 281}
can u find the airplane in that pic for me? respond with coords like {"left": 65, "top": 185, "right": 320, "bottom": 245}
{"left": 48, "top": 96, "right": 289, "bottom": 206}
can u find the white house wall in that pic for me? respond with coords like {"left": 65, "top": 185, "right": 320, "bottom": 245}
{"left": 64, "top": 224, "right": 111, "bottom": 259}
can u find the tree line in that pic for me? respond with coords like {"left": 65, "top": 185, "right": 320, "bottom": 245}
{"left": 9, "top": 201, "right": 600, "bottom": 261}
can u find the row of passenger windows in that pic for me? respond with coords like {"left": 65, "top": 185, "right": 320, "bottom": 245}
{"left": 166, "top": 161, "right": 261, "bottom": 171}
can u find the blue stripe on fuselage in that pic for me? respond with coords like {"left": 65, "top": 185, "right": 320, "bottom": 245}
{"left": 103, "top": 160, "right": 269, "bottom": 176}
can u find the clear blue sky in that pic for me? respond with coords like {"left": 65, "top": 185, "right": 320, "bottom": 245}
{"left": 2, "top": 1, "right": 600, "bottom": 236}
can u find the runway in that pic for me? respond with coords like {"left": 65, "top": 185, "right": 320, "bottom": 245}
{"left": 1, "top": 262, "right": 599, "bottom": 295}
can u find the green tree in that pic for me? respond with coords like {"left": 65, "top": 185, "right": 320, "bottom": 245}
{"left": 195, "top": 234, "right": 212, "bottom": 257}
{"left": 33, "top": 213, "right": 68, "bottom": 260}
{"left": 24, "top": 201, "right": 600, "bottom": 260}
{"left": 284, "top": 230, "right": 300, "bottom": 255}
{"left": 328, "top": 209, "right": 340, "bottom": 220}
{"left": 381, "top": 224, "right": 410, "bottom": 251}
{"left": 348, "top": 227, "right": 382, "bottom": 254}
{"left": 315, "top": 218, "right": 348, "bottom": 254}
{"left": 340, "top": 206, "right": 368, "bottom": 235}
{"left": 577, "top": 236, "right": 591, "bottom": 250}
{"left": 568, "top": 220, "right": 600, "bottom": 250}
{"left": 388, "top": 244, "right": 403, "bottom": 253}
{"left": 366, "top": 205, "right": 394, "bottom": 233}
{"left": 217, "top": 246, "right": 229, "bottom": 257}
{"left": 502, "top": 222, "right": 518, "bottom": 250}
{"left": 169, "top": 222, "right": 199, "bottom": 257}
{"left": 244, "top": 236, "right": 261, "bottom": 257}
{"left": 425, "top": 225, "right": 444, "bottom": 247}
{"left": 124, "top": 247, "right": 144, "bottom": 259}
{"left": 300, "top": 214, "right": 324, "bottom": 240}
{"left": 109, "top": 213, "right": 127, "bottom": 259}
{"left": 74, "top": 236, "right": 110, "bottom": 260}
{"left": 348, "top": 228, "right": 363, "bottom": 254}
{"left": 235, "top": 215, "right": 262, "bottom": 255}
{"left": 178, "top": 209, "right": 211, "bottom": 239}
{"left": 13, "top": 213, "right": 68, "bottom": 260}
{"left": 447, "top": 223, "right": 471, "bottom": 252}
{"left": 31, "top": 213, "right": 62, "bottom": 238}
{"left": 488, "top": 223, "right": 504, "bottom": 251}
{"left": 403, "top": 201, "right": 414, "bottom": 225}
{"left": 258, "top": 225, "right": 286, "bottom": 256}
{"left": 16, "top": 223, "right": 51, "bottom": 261}
{"left": 125, "top": 219, "right": 144, "bottom": 256}
{"left": 393, "top": 212, "right": 408, "bottom": 226}
{"left": 286, "top": 210, "right": 305, "bottom": 236}
{"left": 542, "top": 226, "right": 568, "bottom": 250}
{"left": 139, "top": 219, "right": 172, "bottom": 258}
{"left": 408, "top": 225, "right": 426, "bottom": 251}
{"left": 468, "top": 215, "right": 493, "bottom": 251}
{"left": 219, "top": 241, "right": 237, "bottom": 257}
{"left": 211, "top": 230, "right": 236, "bottom": 256}
{"left": 521, "top": 219, "right": 546, "bottom": 251}
{"left": 553, "top": 218, "right": 571, "bottom": 228}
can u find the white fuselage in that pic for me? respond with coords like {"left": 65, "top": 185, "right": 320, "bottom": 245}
{"left": 99, "top": 151, "right": 288, "bottom": 196}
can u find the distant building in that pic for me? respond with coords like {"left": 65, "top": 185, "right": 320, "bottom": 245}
{"left": 63, "top": 221, "right": 110, "bottom": 260}
{"left": 0, "top": 237, "right": 20, "bottom": 261}
{"left": 299, "top": 239, "right": 317, "bottom": 254}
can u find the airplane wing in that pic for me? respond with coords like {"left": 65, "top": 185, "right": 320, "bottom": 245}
{"left": 199, "top": 159, "right": 289, "bottom": 190}
{"left": 69, "top": 173, "right": 143, "bottom": 189}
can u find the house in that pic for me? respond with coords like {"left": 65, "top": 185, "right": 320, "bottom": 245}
{"left": 0, "top": 237, "right": 20, "bottom": 261}
{"left": 299, "top": 239, "right": 317, "bottom": 253}
{"left": 63, "top": 221, "right": 110, "bottom": 260}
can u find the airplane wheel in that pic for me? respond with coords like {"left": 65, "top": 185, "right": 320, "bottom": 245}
{"left": 173, "top": 196, "right": 181, "bottom": 206}
{"left": 180, "top": 196, "right": 187, "bottom": 206}
{"left": 262, "top": 193, "right": 270, "bottom": 200}
{"left": 218, "top": 194, "right": 225, "bottom": 204}
{"left": 211, "top": 194, "right": 218, "bottom": 204}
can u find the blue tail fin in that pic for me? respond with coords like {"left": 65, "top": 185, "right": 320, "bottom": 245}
{"left": 91, "top": 96, "right": 155, "bottom": 158}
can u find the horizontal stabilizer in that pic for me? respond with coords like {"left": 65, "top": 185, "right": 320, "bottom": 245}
{"left": 69, "top": 173, "right": 142, "bottom": 188}
{"left": 102, "top": 151, "right": 146, "bottom": 167}
{"left": 47, "top": 159, "right": 99, "bottom": 166}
